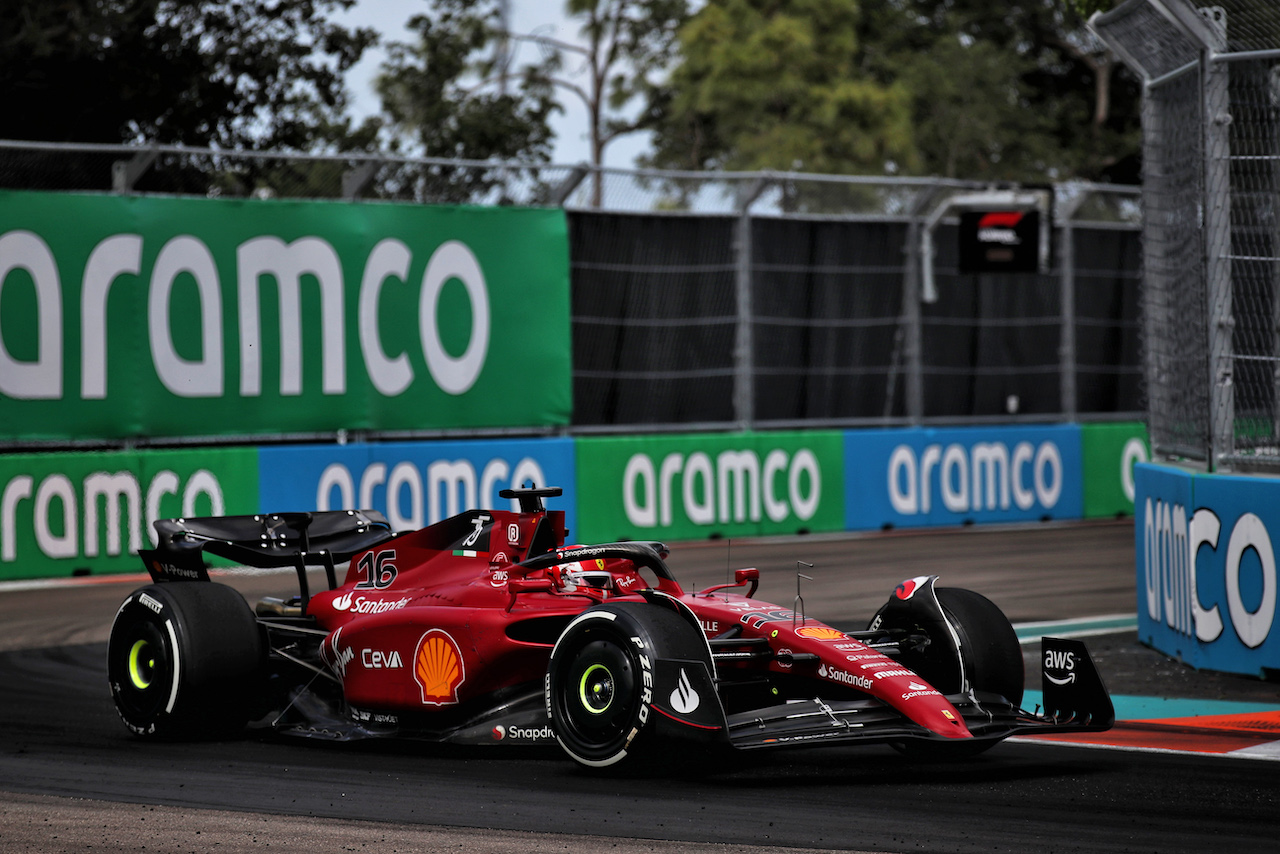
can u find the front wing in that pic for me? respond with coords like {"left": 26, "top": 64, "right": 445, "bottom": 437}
{"left": 719, "top": 637, "right": 1114, "bottom": 752}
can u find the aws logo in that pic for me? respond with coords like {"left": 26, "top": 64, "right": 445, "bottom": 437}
{"left": 1044, "top": 649, "right": 1076, "bottom": 685}
{"left": 414, "top": 629, "right": 466, "bottom": 705}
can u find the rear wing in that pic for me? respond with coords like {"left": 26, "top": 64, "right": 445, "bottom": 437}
{"left": 138, "top": 510, "right": 395, "bottom": 605}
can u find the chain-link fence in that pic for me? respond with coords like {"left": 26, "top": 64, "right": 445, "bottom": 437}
{"left": 1093, "top": 0, "right": 1280, "bottom": 469}
{"left": 0, "top": 139, "right": 1140, "bottom": 440}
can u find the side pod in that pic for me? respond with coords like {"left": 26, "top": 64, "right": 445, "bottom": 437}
{"left": 1040, "top": 637, "right": 1115, "bottom": 731}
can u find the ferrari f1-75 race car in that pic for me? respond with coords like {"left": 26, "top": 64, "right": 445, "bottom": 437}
{"left": 108, "top": 487, "right": 1113, "bottom": 768}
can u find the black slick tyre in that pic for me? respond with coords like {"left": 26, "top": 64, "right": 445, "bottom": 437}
{"left": 937, "top": 587, "right": 1024, "bottom": 708}
{"left": 107, "top": 582, "right": 263, "bottom": 739}
{"left": 892, "top": 587, "right": 1023, "bottom": 759}
{"left": 546, "top": 602, "right": 707, "bottom": 770}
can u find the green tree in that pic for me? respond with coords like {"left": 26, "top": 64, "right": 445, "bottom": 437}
{"left": 559, "top": 0, "right": 689, "bottom": 176}
{"left": 864, "top": 0, "right": 1141, "bottom": 182}
{"left": 0, "top": 0, "right": 377, "bottom": 151}
{"left": 375, "top": 1, "right": 689, "bottom": 206}
{"left": 1066, "top": 0, "right": 1115, "bottom": 16}
{"left": 375, "top": 0, "right": 559, "bottom": 164}
{"left": 647, "top": 0, "right": 917, "bottom": 175}
{"left": 487, "top": 0, "right": 690, "bottom": 205}
{"left": 649, "top": 0, "right": 1140, "bottom": 184}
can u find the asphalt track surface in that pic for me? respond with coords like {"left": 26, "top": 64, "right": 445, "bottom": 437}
{"left": 3, "top": 519, "right": 1279, "bottom": 853}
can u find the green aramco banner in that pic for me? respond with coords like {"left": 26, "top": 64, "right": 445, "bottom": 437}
{"left": 0, "top": 190, "right": 571, "bottom": 440}
{"left": 575, "top": 431, "right": 845, "bottom": 542}
{"left": 0, "top": 446, "right": 259, "bottom": 580}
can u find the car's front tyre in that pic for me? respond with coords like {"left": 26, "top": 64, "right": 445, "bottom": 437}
{"left": 546, "top": 602, "right": 709, "bottom": 770}
{"left": 880, "top": 586, "right": 1023, "bottom": 759}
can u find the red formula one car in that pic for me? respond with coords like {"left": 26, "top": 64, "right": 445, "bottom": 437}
{"left": 108, "top": 487, "right": 1113, "bottom": 768}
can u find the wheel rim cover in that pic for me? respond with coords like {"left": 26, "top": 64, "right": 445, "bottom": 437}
{"left": 578, "top": 663, "right": 615, "bottom": 714}
{"left": 128, "top": 639, "right": 155, "bottom": 690}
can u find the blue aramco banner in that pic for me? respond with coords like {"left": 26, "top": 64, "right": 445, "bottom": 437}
{"left": 845, "top": 425, "right": 1083, "bottom": 530}
{"left": 258, "top": 438, "right": 577, "bottom": 541}
{"left": 1136, "top": 463, "right": 1280, "bottom": 676}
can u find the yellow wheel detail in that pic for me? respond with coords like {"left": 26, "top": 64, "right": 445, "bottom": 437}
{"left": 578, "top": 663, "right": 614, "bottom": 714}
{"left": 128, "top": 639, "right": 154, "bottom": 690}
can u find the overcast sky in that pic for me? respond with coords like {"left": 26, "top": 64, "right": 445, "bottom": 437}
{"left": 333, "top": 0, "right": 650, "bottom": 168}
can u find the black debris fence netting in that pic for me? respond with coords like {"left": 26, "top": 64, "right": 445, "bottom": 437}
{"left": 922, "top": 227, "right": 1066, "bottom": 420}
{"left": 568, "top": 192, "right": 1142, "bottom": 429}
{"left": 1072, "top": 225, "right": 1144, "bottom": 416}
{"left": 0, "top": 138, "right": 1142, "bottom": 438}
{"left": 568, "top": 212, "right": 738, "bottom": 427}
{"left": 0, "top": 141, "right": 120, "bottom": 193}
{"left": 750, "top": 218, "right": 908, "bottom": 423}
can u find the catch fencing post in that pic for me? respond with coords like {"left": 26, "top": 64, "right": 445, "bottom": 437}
{"left": 111, "top": 146, "right": 159, "bottom": 193}
{"left": 342, "top": 160, "right": 378, "bottom": 200}
{"left": 550, "top": 165, "right": 590, "bottom": 206}
{"left": 893, "top": 186, "right": 943, "bottom": 423}
{"left": 1195, "top": 7, "right": 1235, "bottom": 467}
{"left": 1058, "top": 191, "right": 1086, "bottom": 421}
{"left": 733, "top": 175, "right": 770, "bottom": 430}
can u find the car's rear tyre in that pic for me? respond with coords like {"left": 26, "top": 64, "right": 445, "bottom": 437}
{"left": 546, "top": 602, "right": 707, "bottom": 770}
{"left": 107, "top": 583, "right": 263, "bottom": 739}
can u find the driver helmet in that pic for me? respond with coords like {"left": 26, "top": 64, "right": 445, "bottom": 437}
{"left": 557, "top": 556, "right": 613, "bottom": 591}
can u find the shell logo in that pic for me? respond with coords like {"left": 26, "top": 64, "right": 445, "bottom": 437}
{"left": 413, "top": 629, "right": 466, "bottom": 705}
{"left": 795, "top": 625, "right": 847, "bottom": 641}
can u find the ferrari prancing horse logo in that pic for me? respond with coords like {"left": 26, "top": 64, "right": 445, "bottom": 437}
{"left": 414, "top": 629, "right": 466, "bottom": 705}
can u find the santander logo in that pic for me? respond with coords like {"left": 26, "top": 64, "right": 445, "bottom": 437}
{"left": 669, "top": 668, "right": 700, "bottom": 714}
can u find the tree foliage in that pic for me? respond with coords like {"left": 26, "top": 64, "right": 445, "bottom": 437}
{"left": 374, "top": 0, "right": 559, "bottom": 163}
{"left": 0, "top": 0, "right": 1144, "bottom": 190}
{"left": 559, "top": 0, "right": 690, "bottom": 168}
{"left": 1065, "top": 0, "right": 1115, "bottom": 17}
{"left": 647, "top": 0, "right": 1141, "bottom": 183}
{"left": 0, "top": 0, "right": 378, "bottom": 151}
{"left": 371, "top": 1, "right": 689, "bottom": 204}
{"left": 646, "top": 0, "right": 917, "bottom": 175}
{"left": 883, "top": 0, "right": 1141, "bottom": 182}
